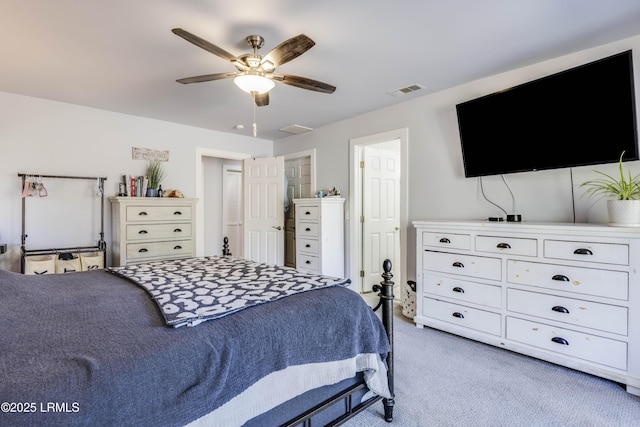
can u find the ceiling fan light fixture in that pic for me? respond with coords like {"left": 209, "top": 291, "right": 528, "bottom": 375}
{"left": 234, "top": 73, "right": 275, "bottom": 94}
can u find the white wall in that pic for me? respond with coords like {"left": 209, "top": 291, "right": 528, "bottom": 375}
{"left": 0, "top": 92, "right": 272, "bottom": 272}
{"left": 274, "top": 34, "right": 640, "bottom": 281}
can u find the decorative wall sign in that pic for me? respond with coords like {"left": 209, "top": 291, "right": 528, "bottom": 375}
{"left": 132, "top": 147, "right": 170, "bottom": 161}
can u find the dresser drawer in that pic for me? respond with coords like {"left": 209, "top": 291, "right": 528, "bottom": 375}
{"left": 476, "top": 235, "right": 537, "bottom": 257}
{"left": 126, "top": 205, "right": 193, "bottom": 222}
{"left": 544, "top": 239, "right": 628, "bottom": 266}
{"left": 126, "top": 240, "right": 194, "bottom": 261}
{"left": 423, "top": 251, "right": 501, "bottom": 281}
{"left": 422, "top": 232, "right": 470, "bottom": 250}
{"left": 297, "top": 222, "right": 319, "bottom": 238}
{"left": 507, "top": 288, "right": 628, "bottom": 335}
{"left": 126, "top": 223, "right": 192, "bottom": 241}
{"left": 507, "top": 260, "right": 628, "bottom": 301}
{"left": 506, "top": 317, "right": 627, "bottom": 370}
{"left": 423, "top": 297, "right": 501, "bottom": 336}
{"left": 295, "top": 205, "right": 320, "bottom": 221}
{"left": 296, "top": 254, "right": 319, "bottom": 272}
{"left": 423, "top": 273, "right": 501, "bottom": 308}
{"left": 297, "top": 237, "right": 319, "bottom": 254}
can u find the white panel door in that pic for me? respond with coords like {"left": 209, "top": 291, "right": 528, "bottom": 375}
{"left": 362, "top": 145, "right": 401, "bottom": 292}
{"left": 222, "top": 165, "right": 242, "bottom": 257}
{"left": 243, "top": 157, "right": 285, "bottom": 265}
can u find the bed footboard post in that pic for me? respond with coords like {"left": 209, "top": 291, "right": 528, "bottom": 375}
{"left": 374, "top": 259, "right": 395, "bottom": 422}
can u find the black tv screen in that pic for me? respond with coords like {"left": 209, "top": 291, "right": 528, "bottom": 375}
{"left": 456, "top": 50, "right": 639, "bottom": 177}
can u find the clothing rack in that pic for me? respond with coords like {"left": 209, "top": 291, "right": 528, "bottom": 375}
{"left": 18, "top": 173, "right": 107, "bottom": 273}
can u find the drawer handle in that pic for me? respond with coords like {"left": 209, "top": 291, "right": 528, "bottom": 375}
{"left": 305, "top": 211, "right": 311, "bottom": 215}
{"left": 574, "top": 248, "right": 593, "bottom": 256}
{"left": 497, "top": 242, "right": 511, "bottom": 249}
{"left": 138, "top": 230, "right": 148, "bottom": 234}
{"left": 452, "top": 261, "right": 464, "bottom": 268}
{"left": 174, "top": 228, "right": 182, "bottom": 233}
{"left": 552, "top": 274, "right": 569, "bottom": 282}
{"left": 174, "top": 211, "right": 183, "bottom": 215}
{"left": 452, "top": 312, "right": 464, "bottom": 319}
{"left": 551, "top": 337, "right": 569, "bottom": 346}
{"left": 138, "top": 211, "right": 148, "bottom": 216}
{"left": 305, "top": 227, "right": 311, "bottom": 232}
{"left": 552, "top": 306, "right": 570, "bottom": 314}
{"left": 138, "top": 248, "right": 148, "bottom": 253}
{"left": 305, "top": 260, "right": 311, "bottom": 264}
{"left": 174, "top": 245, "right": 182, "bottom": 250}
{"left": 439, "top": 238, "right": 451, "bottom": 244}
{"left": 305, "top": 244, "right": 311, "bottom": 248}
{"left": 452, "top": 287, "right": 465, "bottom": 293}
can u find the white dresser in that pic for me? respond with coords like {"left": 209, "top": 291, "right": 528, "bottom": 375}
{"left": 414, "top": 220, "right": 640, "bottom": 397}
{"left": 293, "top": 198, "right": 345, "bottom": 278}
{"left": 110, "top": 197, "right": 197, "bottom": 266}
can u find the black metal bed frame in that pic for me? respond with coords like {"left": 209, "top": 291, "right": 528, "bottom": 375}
{"left": 282, "top": 259, "right": 395, "bottom": 426}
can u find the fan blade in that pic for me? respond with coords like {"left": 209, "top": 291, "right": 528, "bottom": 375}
{"left": 261, "top": 34, "right": 315, "bottom": 69}
{"left": 275, "top": 74, "right": 336, "bottom": 94}
{"left": 176, "top": 72, "right": 236, "bottom": 84}
{"left": 172, "top": 28, "right": 237, "bottom": 62}
{"left": 254, "top": 92, "right": 269, "bottom": 107}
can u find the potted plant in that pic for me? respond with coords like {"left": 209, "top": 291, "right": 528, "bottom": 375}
{"left": 581, "top": 151, "right": 640, "bottom": 226}
{"left": 145, "top": 160, "right": 166, "bottom": 197}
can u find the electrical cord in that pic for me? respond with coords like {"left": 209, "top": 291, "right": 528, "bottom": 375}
{"left": 479, "top": 176, "right": 508, "bottom": 219}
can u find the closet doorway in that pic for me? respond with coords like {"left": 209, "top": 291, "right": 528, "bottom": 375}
{"left": 349, "top": 129, "right": 408, "bottom": 294}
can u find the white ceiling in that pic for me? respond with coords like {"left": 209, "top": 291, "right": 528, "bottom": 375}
{"left": 2, "top": 0, "right": 640, "bottom": 141}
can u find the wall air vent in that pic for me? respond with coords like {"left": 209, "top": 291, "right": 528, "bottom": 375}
{"left": 280, "top": 124, "right": 314, "bottom": 135}
{"left": 387, "top": 83, "right": 426, "bottom": 97}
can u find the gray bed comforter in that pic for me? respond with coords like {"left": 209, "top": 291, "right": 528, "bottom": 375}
{"left": 0, "top": 267, "right": 389, "bottom": 427}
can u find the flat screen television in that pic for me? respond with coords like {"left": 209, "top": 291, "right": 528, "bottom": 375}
{"left": 456, "top": 50, "right": 639, "bottom": 177}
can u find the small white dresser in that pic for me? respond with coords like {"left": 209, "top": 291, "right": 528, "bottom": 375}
{"left": 293, "top": 198, "right": 345, "bottom": 278}
{"left": 110, "top": 197, "right": 197, "bottom": 266}
{"left": 414, "top": 220, "right": 640, "bottom": 397}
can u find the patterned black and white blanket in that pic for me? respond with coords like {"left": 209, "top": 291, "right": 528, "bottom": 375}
{"left": 108, "top": 256, "right": 350, "bottom": 327}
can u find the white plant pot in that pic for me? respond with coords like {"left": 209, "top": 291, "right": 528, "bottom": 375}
{"left": 607, "top": 199, "right": 640, "bottom": 227}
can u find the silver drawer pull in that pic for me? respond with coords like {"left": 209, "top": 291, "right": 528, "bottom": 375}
{"left": 552, "top": 306, "right": 570, "bottom": 314}
{"left": 439, "top": 238, "right": 451, "bottom": 244}
{"left": 452, "top": 261, "right": 464, "bottom": 268}
{"left": 497, "top": 243, "right": 511, "bottom": 249}
{"left": 138, "top": 211, "right": 148, "bottom": 216}
{"left": 138, "top": 230, "right": 148, "bottom": 234}
{"left": 552, "top": 274, "right": 569, "bottom": 282}
{"left": 174, "top": 245, "right": 182, "bottom": 250}
{"left": 573, "top": 248, "right": 593, "bottom": 256}
{"left": 452, "top": 312, "right": 464, "bottom": 319}
{"left": 174, "top": 211, "right": 183, "bottom": 215}
{"left": 138, "top": 248, "right": 148, "bottom": 253}
{"left": 174, "top": 228, "right": 182, "bottom": 233}
{"left": 551, "top": 337, "right": 569, "bottom": 346}
{"left": 452, "top": 287, "right": 465, "bottom": 293}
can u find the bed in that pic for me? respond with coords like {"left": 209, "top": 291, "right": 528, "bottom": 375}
{"left": 0, "top": 255, "right": 395, "bottom": 426}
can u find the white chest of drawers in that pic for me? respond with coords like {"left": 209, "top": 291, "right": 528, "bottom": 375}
{"left": 293, "top": 198, "right": 345, "bottom": 278}
{"left": 110, "top": 197, "right": 197, "bottom": 266}
{"left": 414, "top": 220, "right": 640, "bottom": 397}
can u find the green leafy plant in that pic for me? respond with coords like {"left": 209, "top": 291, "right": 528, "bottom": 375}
{"left": 580, "top": 151, "right": 640, "bottom": 200}
{"left": 146, "top": 160, "right": 166, "bottom": 189}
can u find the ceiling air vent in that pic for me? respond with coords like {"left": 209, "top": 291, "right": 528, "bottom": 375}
{"left": 280, "top": 124, "right": 314, "bottom": 135}
{"left": 387, "top": 83, "right": 426, "bottom": 97}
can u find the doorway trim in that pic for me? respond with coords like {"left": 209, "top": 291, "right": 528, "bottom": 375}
{"left": 195, "top": 147, "right": 251, "bottom": 256}
{"left": 349, "top": 128, "right": 408, "bottom": 293}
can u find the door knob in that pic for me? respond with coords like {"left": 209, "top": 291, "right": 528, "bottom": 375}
{"left": 272, "top": 225, "right": 282, "bottom": 230}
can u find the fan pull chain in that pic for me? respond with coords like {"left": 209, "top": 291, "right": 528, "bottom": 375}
{"left": 252, "top": 92, "right": 257, "bottom": 137}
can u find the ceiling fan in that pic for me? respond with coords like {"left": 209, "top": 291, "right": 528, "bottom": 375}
{"left": 172, "top": 28, "right": 337, "bottom": 107}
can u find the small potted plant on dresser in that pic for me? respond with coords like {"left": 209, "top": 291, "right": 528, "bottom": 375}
{"left": 581, "top": 151, "right": 640, "bottom": 226}
{"left": 145, "top": 160, "right": 166, "bottom": 197}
